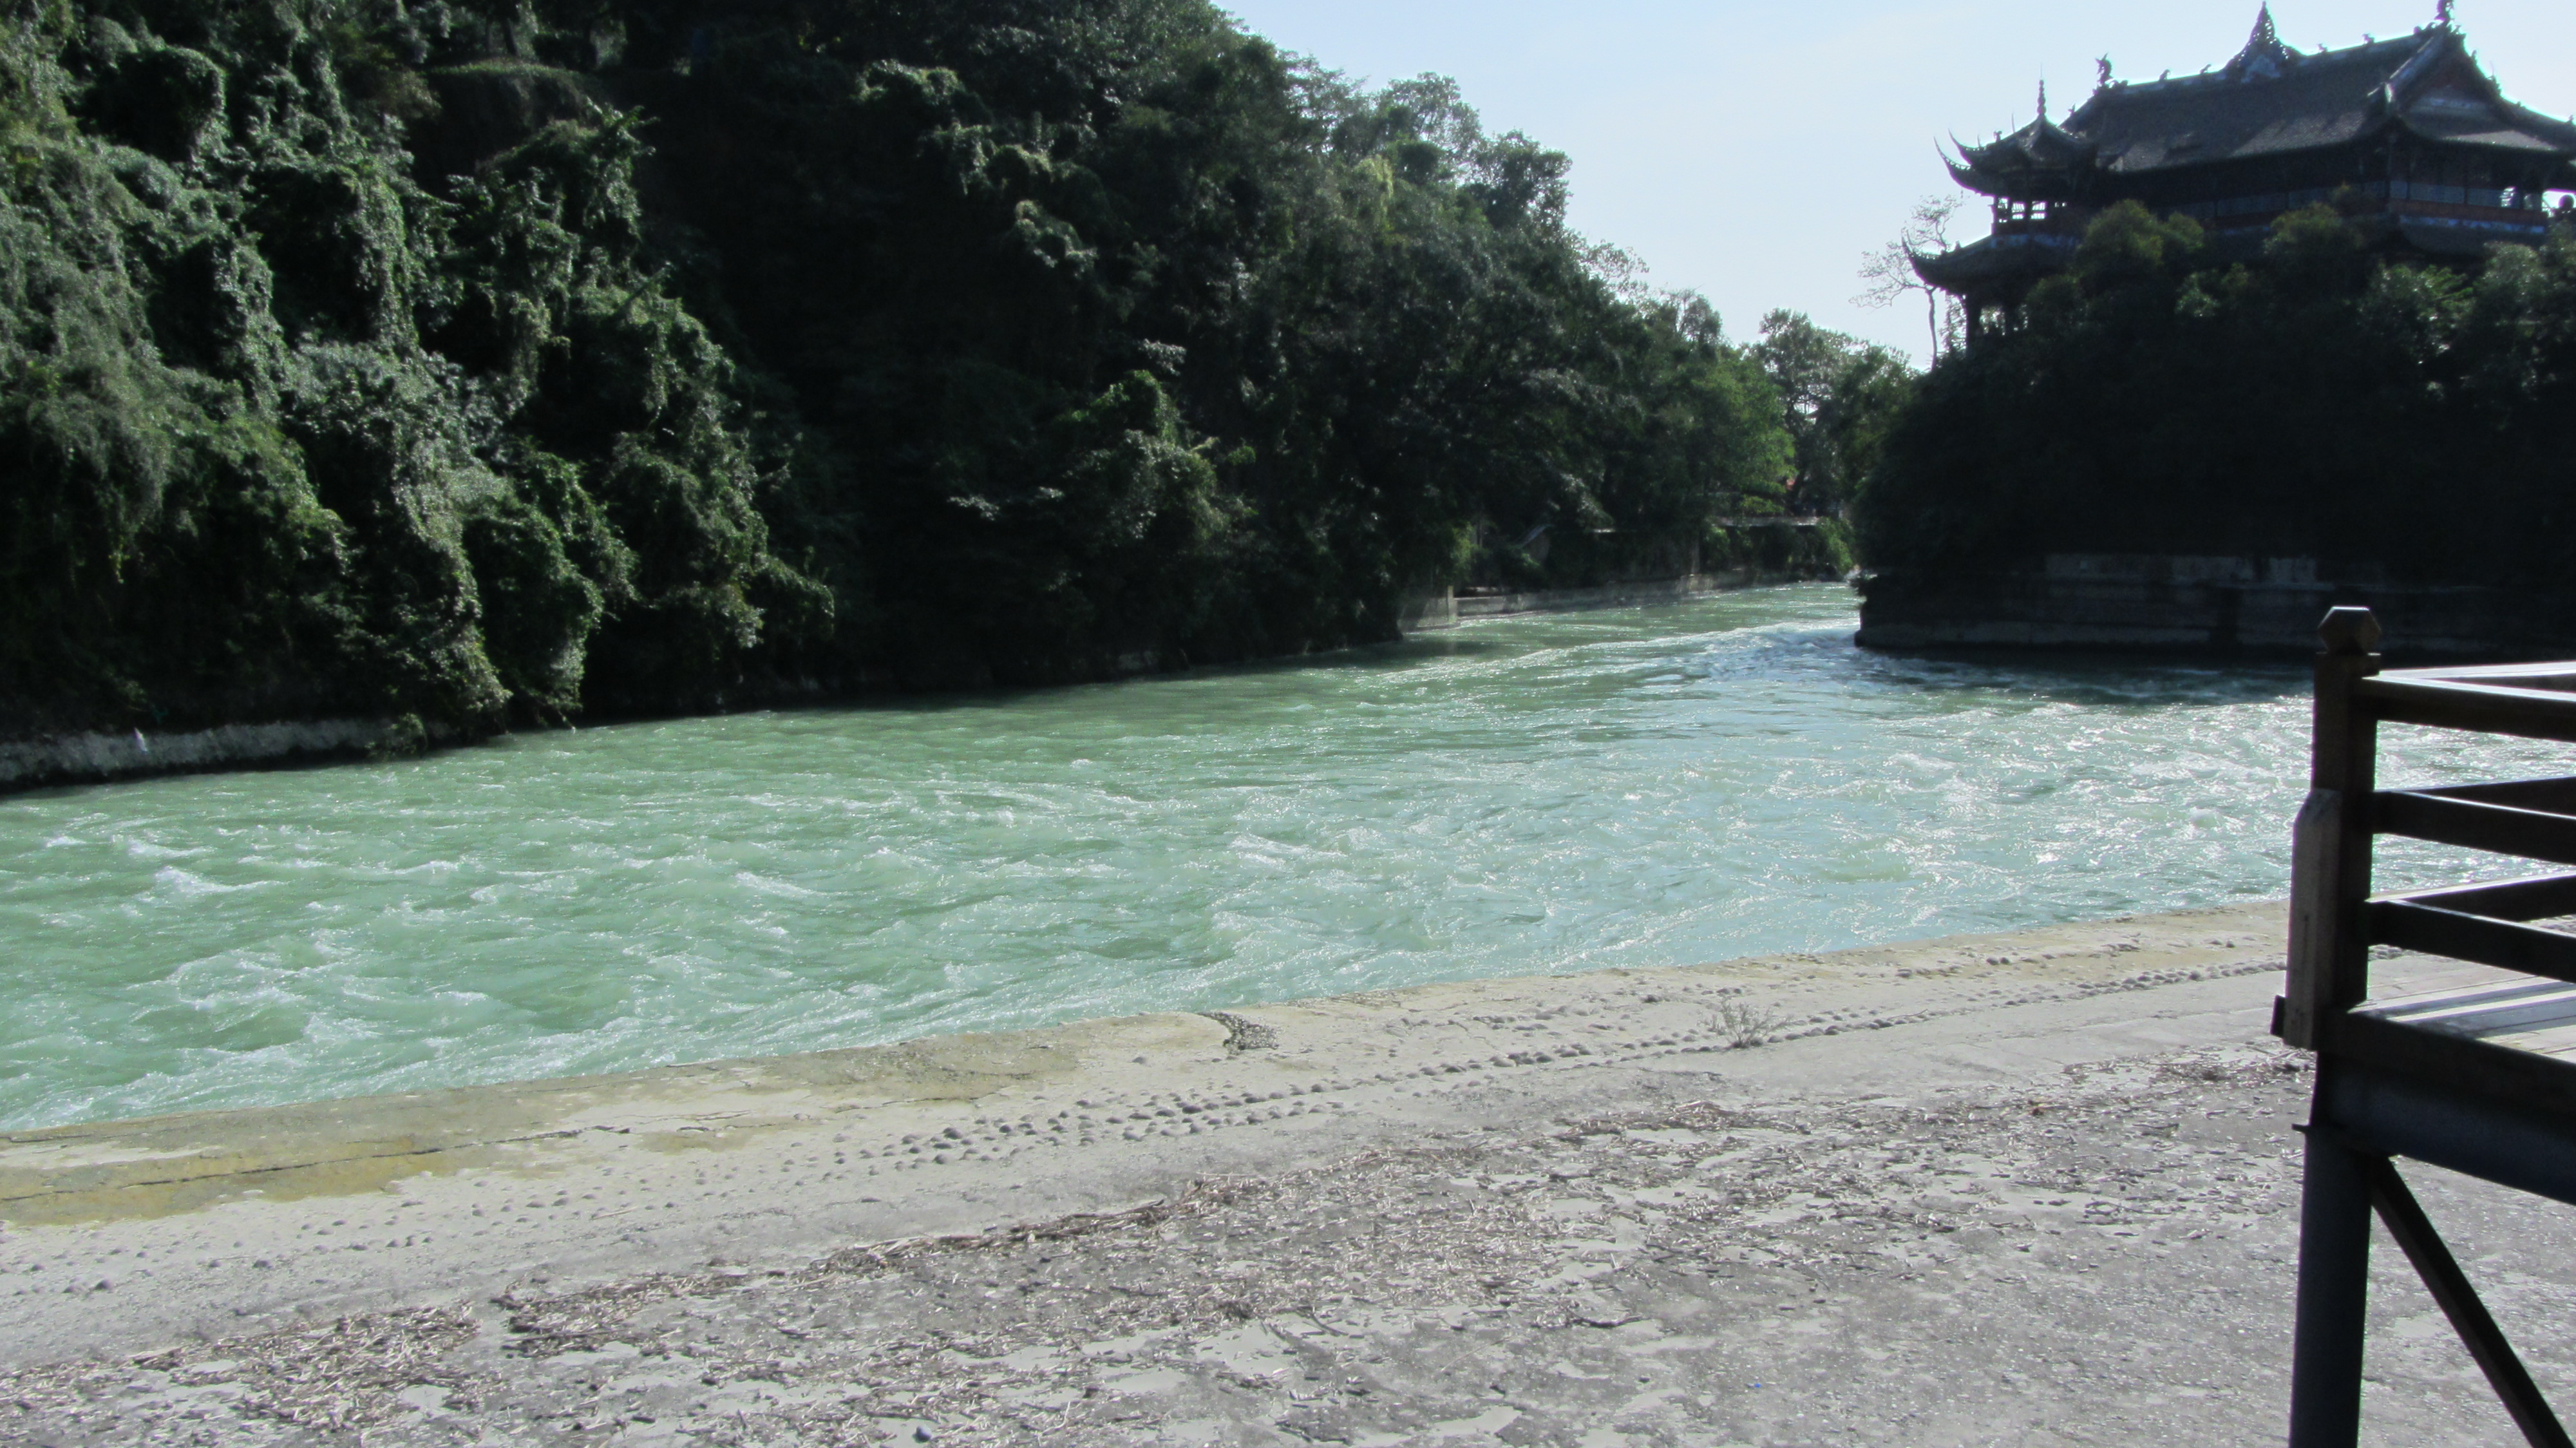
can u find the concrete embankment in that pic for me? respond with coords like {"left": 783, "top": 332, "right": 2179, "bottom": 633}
{"left": 1403, "top": 568, "right": 1846, "bottom": 629}
{"left": 6, "top": 902, "right": 2569, "bottom": 1444}
{"left": 0, "top": 719, "right": 425, "bottom": 795}
{"left": 6, "top": 560, "right": 1853, "bottom": 796}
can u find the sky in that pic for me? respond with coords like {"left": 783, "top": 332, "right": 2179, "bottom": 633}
{"left": 1215, "top": 0, "right": 2576, "bottom": 363}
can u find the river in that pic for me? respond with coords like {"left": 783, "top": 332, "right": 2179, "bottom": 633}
{"left": 1, "top": 584, "right": 2555, "bottom": 1130}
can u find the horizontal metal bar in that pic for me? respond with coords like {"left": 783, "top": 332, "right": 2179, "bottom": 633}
{"left": 2385, "top": 662, "right": 2576, "bottom": 687}
{"left": 2370, "top": 901, "right": 2576, "bottom": 985}
{"left": 2362, "top": 980, "right": 2576, "bottom": 1038}
{"left": 2415, "top": 777, "right": 2576, "bottom": 815}
{"left": 2357, "top": 678, "right": 2576, "bottom": 743}
{"left": 2317, "top": 1041, "right": 2576, "bottom": 1199}
{"left": 2376, "top": 792, "right": 2576, "bottom": 868}
{"left": 2380, "top": 873, "right": 2576, "bottom": 922}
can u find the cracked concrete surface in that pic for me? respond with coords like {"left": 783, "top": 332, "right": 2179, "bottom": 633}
{"left": 5, "top": 902, "right": 2572, "bottom": 1443}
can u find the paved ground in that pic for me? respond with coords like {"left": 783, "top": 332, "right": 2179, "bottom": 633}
{"left": 5, "top": 903, "right": 2573, "bottom": 1444}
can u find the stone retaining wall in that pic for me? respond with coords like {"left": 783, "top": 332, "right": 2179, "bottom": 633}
{"left": 1406, "top": 566, "right": 1846, "bottom": 629}
{"left": 0, "top": 719, "right": 417, "bottom": 795}
{"left": 1858, "top": 557, "right": 2573, "bottom": 658}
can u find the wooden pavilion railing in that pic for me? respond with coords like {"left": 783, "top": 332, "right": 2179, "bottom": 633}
{"left": 2282, "top": 605, "right": 2576, "bottom": 1447}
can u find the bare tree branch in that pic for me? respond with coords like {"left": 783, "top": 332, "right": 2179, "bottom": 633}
{"left": 1855, "top": 195, "right": 1965, "bottom": 359}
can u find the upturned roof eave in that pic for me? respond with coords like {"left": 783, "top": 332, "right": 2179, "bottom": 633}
{"left": 1944, "top": 159, "right": 2079, "bottom": 201}
{"left": 2405, "top": 97, "right": 2576, "bottom": 159}
{"left": 1909, "top": 233, "right": 2081, "bottom": 292}
{"left": 1955, "top": 113, "right": 2090, "bottom": 165}
{"left": 2492, "top": 99, "right": 2576, "bottom": 153}
{"left": 1908, "top": 248, "right": 1971, "bottom": 289}
{"left": 1948, "top": 120, "right": 2095, "bottom": 200}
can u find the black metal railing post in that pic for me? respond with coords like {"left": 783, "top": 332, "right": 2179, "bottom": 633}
{"left": 2285, "top": 605, "right": 2381, "bottom": 1049}
{"left": 2286, "top": 605, "right": 2383, "bottom": 1448}
{"left": 2289, "top": 1112, "right": 2374, "bottom": 1447}
{"left": 2275, "top": 605, "right": 2576, "bottom": 1445}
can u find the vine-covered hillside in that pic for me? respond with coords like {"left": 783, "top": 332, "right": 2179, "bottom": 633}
{"left": 0, "top": 0, "right": 1816, "bottom": 740}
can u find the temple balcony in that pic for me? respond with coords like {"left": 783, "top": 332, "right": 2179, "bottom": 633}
{"left": 1989, "top": 210, "right": 2092, "bottom": 239}
{"left": 1918, "top": 184, "right": 2576, "bottom": 323}
{"left": 1985, "top": 200, "right": 2090, "bottom": 239}
{"left": 2170, "top": 181, "right": 2576, "bottom": 238}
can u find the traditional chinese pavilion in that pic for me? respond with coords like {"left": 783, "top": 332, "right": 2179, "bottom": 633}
{"left": 1915, "top": 7, "right": 2576, "bottom": 343}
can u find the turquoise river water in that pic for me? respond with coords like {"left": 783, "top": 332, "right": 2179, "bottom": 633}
{"left": 3, "top": 584, "right": 2561, "bottom": 1130}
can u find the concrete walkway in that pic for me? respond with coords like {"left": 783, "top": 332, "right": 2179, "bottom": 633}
{"left": 5, "top": 902, "right": 2571, "bottom": 1444}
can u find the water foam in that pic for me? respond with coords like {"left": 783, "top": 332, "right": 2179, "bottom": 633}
{"left": 1, "top": 586, "right": 2562, "bottom": 1129}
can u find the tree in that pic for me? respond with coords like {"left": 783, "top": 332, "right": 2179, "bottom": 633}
{"left": 0, "top": 0, "right": 1807, "bottom": 732}
{"left": 1754, "top": 311, "right": 1916, "bottom": 517}
{"left": 1856, "top": 195, "right": 1965, "bottom": 359}
{"left": 1856, "top": 202, "right": 2576, "bottom": 589}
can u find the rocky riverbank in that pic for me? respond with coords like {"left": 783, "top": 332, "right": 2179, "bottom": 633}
{"left": 6, "top": 902, "right": 2566, "bottom": 1444}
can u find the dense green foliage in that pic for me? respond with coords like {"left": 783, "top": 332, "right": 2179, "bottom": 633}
{"left": 0, "top": 0, "right": 1799, "bottom": 736}
{"left": 1752, "top": 309, "right": 1911, "bottom": 522}
{"left": 1859, "top": 201, "right": 2576, "bottom": 585}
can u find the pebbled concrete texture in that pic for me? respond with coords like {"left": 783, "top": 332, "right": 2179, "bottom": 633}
{"left": 4, "top": 901, "right": 2572, "bottom": 1444}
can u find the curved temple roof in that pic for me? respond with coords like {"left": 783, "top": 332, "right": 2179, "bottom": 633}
{"left": 1909, "top": 231, "right": 2082, "bottom": 296}
{"left": 1946, "top": 12, "right": 2576, "bottom": 202}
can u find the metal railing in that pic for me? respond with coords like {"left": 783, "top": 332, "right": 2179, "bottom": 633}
{"left": 2282, "top": 605, "right": 2576, "bottom": 1447}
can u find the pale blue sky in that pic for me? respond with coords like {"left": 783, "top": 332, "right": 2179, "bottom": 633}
{"left": 1217, "top": 1, "right": 2576, "bottom": 361}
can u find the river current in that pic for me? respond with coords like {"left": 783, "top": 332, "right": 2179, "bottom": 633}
{"left": 4, "top": 584, "right": 2559, "bottom": 1129}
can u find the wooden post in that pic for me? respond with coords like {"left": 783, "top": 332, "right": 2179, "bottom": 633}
{"left": 2286, "top": 605, "right": 2384, "bottom": 1448}
{"left": 2284, "top": 606, "right": 2382, "bottom": 1049}
{"left": 2289, "top": 1110, "right": 2376, "bottom": 1447}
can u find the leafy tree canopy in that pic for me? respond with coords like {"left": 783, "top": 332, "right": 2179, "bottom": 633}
{"left": 1754, "top": 309, "right": 1915, "bottom": 519}
{"left": 1857, "top": 200, "right": 2576, "bottom": 589}
{"left": 0, "top": 0, "right": 1806, "bottom": 736}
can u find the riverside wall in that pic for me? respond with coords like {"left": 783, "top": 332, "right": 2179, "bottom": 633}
{"left": 0, "top": 719, "right": 427, "bottom": 795}
{"left": 1858, "top": 554, "right": 2574, "bottom": 658}
{"left": 5, "top": 528, "right": 1851, "bottom": 795}
{"left": 5, "top": 571, "right": 1829, "bottom": 795}
{"left": 1402, "top": 566, "right": 1846, "bottom": 630}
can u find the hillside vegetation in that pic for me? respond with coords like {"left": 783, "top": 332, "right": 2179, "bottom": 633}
{"left": 0, "top": 0, "right": 1836, "bottom": 741}
{"left": 1858, "top": 202, "right": 2576, "bottom": 588}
